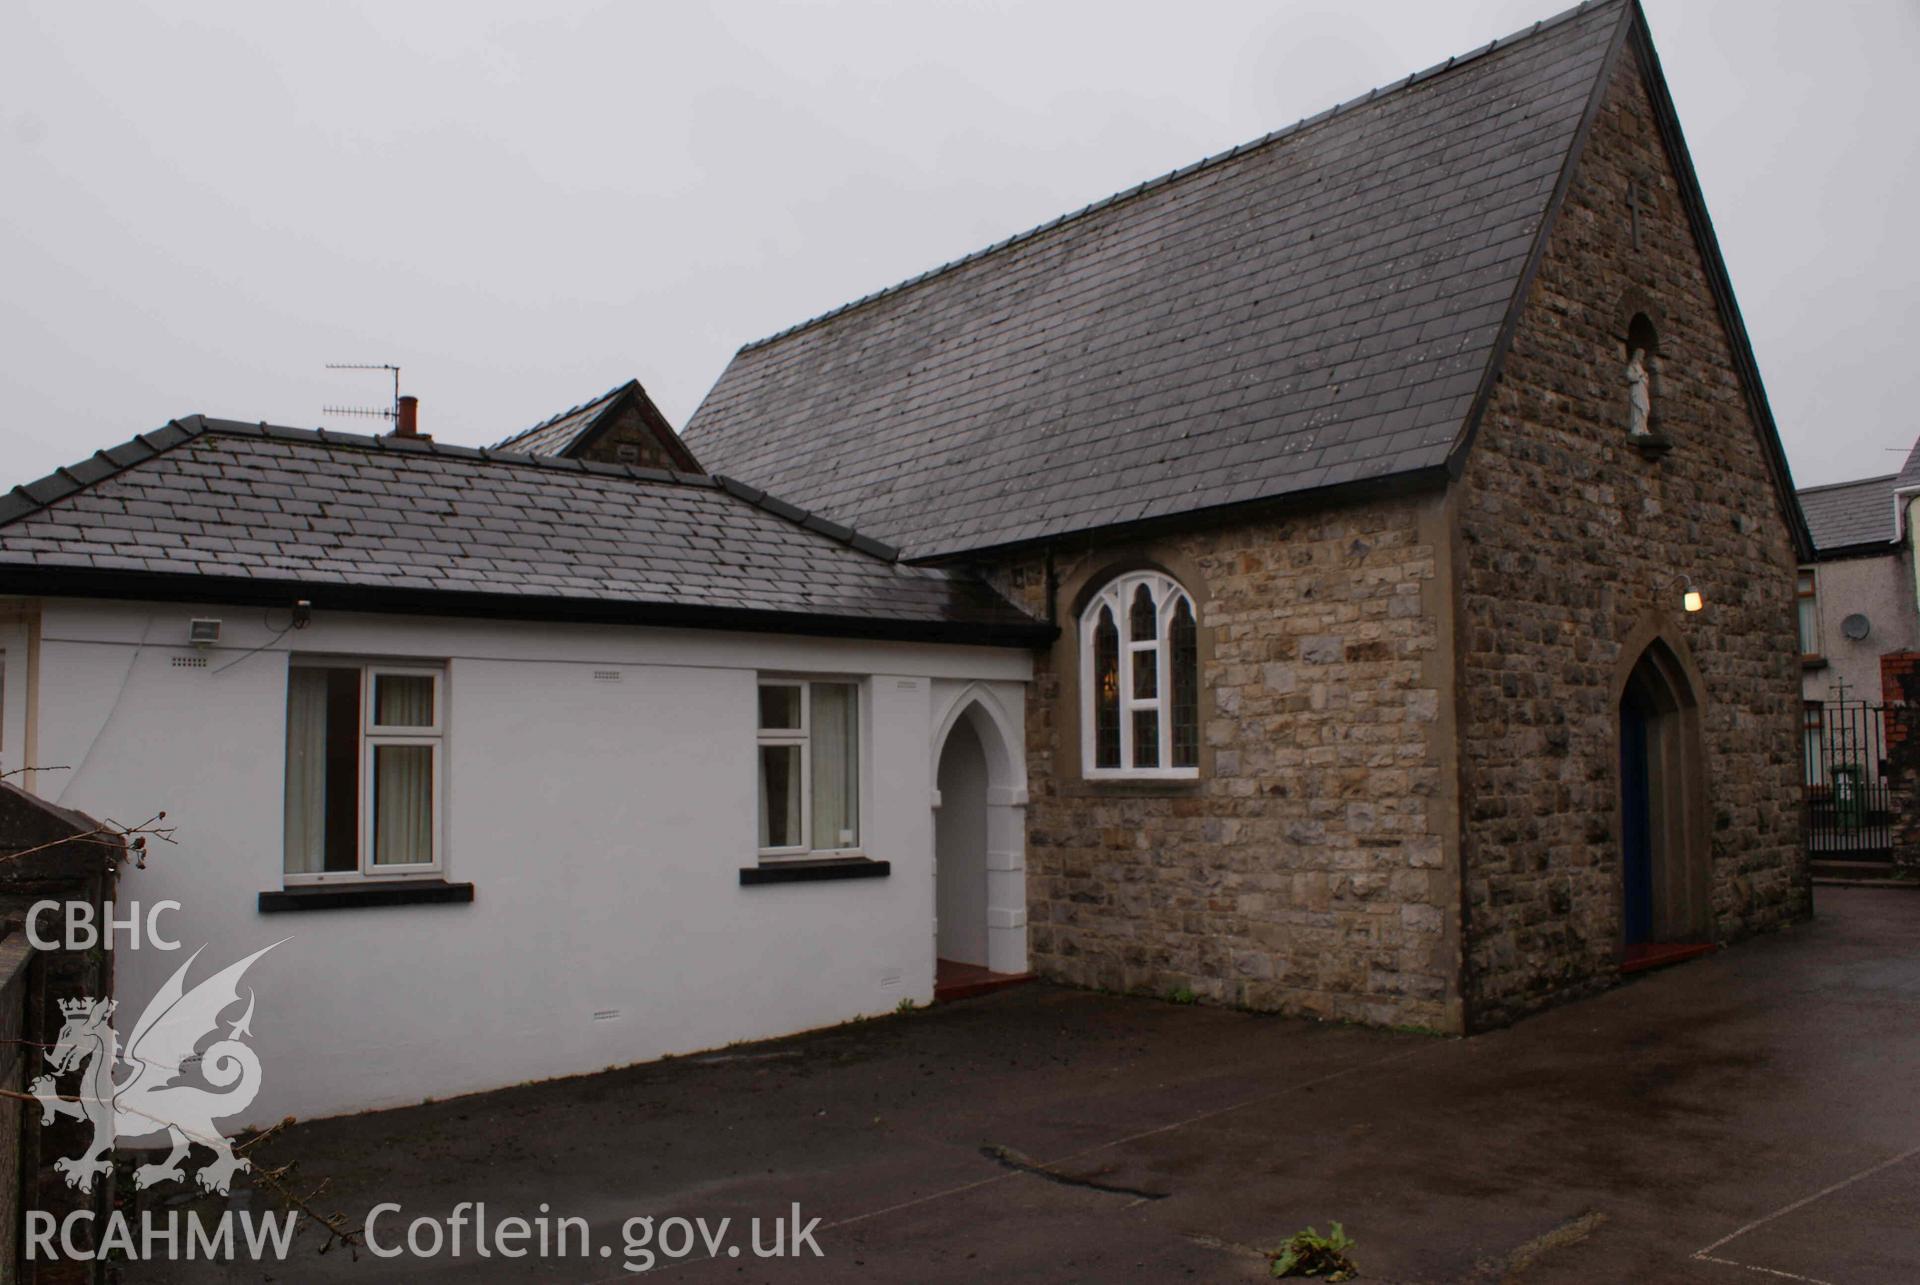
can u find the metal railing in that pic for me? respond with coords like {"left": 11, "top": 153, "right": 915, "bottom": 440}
{"left": 1806, "top": 700, "right": 1893, "bottom": 862}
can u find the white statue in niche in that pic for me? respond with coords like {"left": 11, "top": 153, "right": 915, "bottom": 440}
{"left": 1626, "top": 347, "right": 1652, "bottom": 437}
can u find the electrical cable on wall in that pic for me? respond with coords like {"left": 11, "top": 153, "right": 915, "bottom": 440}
{"left": 209, "top": 602, "right": 313, "bottom": 675}
{"left": 52, "top": 612, "right": 158, "bottom": 806}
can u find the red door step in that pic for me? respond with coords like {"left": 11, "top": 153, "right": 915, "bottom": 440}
{"left": 935, "top": 959, "right": 1034, "bottom": 1003}
{"left": 1620, "top": 941, "right": 1716, "bottom": 974}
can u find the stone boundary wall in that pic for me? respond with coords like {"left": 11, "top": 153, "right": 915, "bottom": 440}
{"left": 0, "top": 929, "right": 34, "bottom": 1282}
{"left": 0, "top": 782, "right": 123, "bottom": 1284}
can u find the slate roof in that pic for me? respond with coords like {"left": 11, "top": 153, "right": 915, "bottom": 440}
{"left": 683, "top": 0, "right": 1629, "bottom": 560}
{"left": 0, "top": 418, "right": 1045, "bottom": 643}
{"left": 1797, "top": 475, "right": 1897, "bottom": 556}
{"left": 494, "top": 384, "right": 627, "bottom": 456}
{"left": 1895, "top": 438, "right": 1920, "bottom": 494}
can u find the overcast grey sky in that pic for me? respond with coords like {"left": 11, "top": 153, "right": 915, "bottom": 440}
{"left": 3, "top": 1, "right": 1915, "bottom": 491}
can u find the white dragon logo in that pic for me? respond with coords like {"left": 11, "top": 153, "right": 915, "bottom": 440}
{"left": 30, "top": 941, "right": 284, "bottom": 1195}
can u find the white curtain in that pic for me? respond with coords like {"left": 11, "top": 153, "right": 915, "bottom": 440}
{"left": 283, "top": 669, "right": 329, "bottom": 874}
{"left": 810, "top": 684, "right": 859, "bottom": 849}
{"left": 372, "top": 744, "right": 433, "bottom": 865}
{"left": 376, "top": 674, "right": 434, "bottom": 727}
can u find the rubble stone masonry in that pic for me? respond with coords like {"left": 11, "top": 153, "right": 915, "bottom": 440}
{"left": 1454, "top": 54, "right": 1809, "bottom": 1026}
{"left": 988, "top": 487, "right": 1465, "bottom": 1033}
{"left": 570, "top": 399, "right": 692, "bottom": 471}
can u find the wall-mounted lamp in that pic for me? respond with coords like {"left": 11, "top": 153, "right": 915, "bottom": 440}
{"left": 1660, "top": 575, "right": 1704, "bottom": 614}
{"left": 291, "top": 599, "right": 313, "bottom": 629}
{"left": 187, "top": 617, "right": 222, "bottom": 648}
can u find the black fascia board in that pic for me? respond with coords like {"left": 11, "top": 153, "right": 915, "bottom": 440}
{"left": 0, "top": 564, "right": 1058, "bottom": 649}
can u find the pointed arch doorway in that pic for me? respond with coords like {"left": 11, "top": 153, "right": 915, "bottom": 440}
{"left": 1617, "top": 640, "right": 1714, "bottom": 969}
{"left": 931, "top": 687, "right": 1031, "bottom": 1001}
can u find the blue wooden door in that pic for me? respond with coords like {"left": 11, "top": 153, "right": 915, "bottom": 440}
{"left": 1620, "top": 700, "right": 1653, "bottom": 944}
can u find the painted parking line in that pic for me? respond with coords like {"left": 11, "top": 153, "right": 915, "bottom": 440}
{"left": 1691, "top": 1251, "right": 1834, "bottom": 1284}
{"left": 1689, "top": 1141, "right": 1920, "bottom": 1285}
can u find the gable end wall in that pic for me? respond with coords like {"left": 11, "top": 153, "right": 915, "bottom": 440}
{"left": 1454, "top": 46, "right": 1809, "bottom": 1028}
{"left": 572, "top": 400, "right": 690, "bottom": 471}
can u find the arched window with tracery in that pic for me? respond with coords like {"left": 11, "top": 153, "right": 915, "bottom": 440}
{"left": 1080, "top": 570, "right": 1200, "bottom": 778}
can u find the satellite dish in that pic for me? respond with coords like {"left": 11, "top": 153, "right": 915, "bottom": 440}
{"left": 1842, "top": 613, "right": 1871, "bottom": 641}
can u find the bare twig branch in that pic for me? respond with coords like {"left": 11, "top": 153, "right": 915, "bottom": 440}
{"left": 0, "top": 765, "right": 72, "bottom": 781}
{"left": 0, "top": 809, "right": 176, "bottom": 869}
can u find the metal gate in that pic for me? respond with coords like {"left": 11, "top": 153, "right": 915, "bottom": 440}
{"left": 1806, "top": 700, "right": 1893, "bottom": 862}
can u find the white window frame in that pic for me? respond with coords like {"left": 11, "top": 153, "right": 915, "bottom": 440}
{"left": 285, "top": 660, "right": 446, "bottom": 886}
{"left": 1080, "top": 571, "right": 1199, "bottom": 780}
{"left": 755, "top": 677, "right": 865, "bottom": 862}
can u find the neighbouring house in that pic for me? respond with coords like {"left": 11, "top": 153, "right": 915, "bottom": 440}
{"left": 1795, "top": 459, "right": 1920, "bottom": 709}
{"left": 0, "top": 0, "right": 1813, "bottom": 1121}
{"left": 684, "top": 0, "right": 1811, "bottom": 1030}
{"left": 1794, "top": 441, "right": 1920, "bottom": 873}
{"left": 0, "top": 411, "right": 1049, "bottom": 1121}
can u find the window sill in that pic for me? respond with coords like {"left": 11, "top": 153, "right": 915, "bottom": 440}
{"left": 258, "top": 880, "right": 475, "bottom": 914}
{"left": 1075, "top": 777, "right": 1204, "bottom": 797}
{"left": 739, "top": 857, "right": 890, "bottom": 886}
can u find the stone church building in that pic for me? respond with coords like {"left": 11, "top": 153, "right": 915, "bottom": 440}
{"left": 678, "top": 0, "right": 1813, "bottom": 1032}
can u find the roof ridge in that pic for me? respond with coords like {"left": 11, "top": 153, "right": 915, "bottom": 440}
{"left": 1796, "top": 473, "right": 1899, "bottom": 495}
{"left": 0, "top": 414, "right": 721, "bottom": 531}
{"left": 0, "top": 415, "right": 210, "bottom": 529}
{"left": 195, "top": 417, "right": 718, "bottom": 487}
{"left": 491, "top": 379, "right": 635, "bottom": 451}
{"left": 735, "top": 0, "right": 1614, "bottom": 355}
{"left": 0, "top": 415, "right": 907, "bottom": 566}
